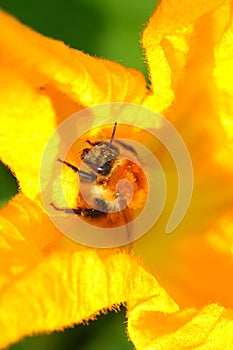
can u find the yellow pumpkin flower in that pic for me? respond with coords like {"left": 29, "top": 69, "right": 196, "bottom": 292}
{"left": 0, "top": 0, "right": 233, "bottom": 348}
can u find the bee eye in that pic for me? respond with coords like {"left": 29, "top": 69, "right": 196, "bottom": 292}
{"left": 97, "top": 160, "right": 112, "bottom": 175}
{"left": 80, "top": 148, "right": 90, "bottom": 160}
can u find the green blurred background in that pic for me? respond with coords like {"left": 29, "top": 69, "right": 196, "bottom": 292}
{"left": 0, "top": 0, "right": 156, "bottom": 349}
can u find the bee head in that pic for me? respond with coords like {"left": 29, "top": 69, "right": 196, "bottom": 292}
{"left": 80, "top": 123, "right": 119, "bottom": 177}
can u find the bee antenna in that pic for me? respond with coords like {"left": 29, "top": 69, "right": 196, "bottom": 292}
{"left": 109, "top": 122, "right": 117, "bottom": 147}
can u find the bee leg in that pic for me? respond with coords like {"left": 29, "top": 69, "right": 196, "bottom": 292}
{"left": 50, "top": 202, "right": 105, "bottom": 218}
{"left": 57, "top": 158, "right": 96, "bottom": 182}
{"left": 57, "top": 158, "right": 80, "bottom": 172}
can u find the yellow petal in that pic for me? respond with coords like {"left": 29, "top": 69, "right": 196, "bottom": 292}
{"left": 136, "top": 0, "right": 233, "bottom": 311}
{"left": 213, "top": 3, "right": 233, "bottom": 171}
{"left": 0, "top": 10, "right": 147, "bottom": 199}
{"left": 0, "top": 71, "right": 56, "bottom": 198}
{"left": 159, "top": 212, "right": 233, "bottom": 309}
{"left": 142, "top": 0, "right": 230, "bottom": 113}
{"left": 128, "top": 303, "right": 233, "bottom": 349}
{"left": 0, "top": 10, "right": 147, "bottom": 107}
{"left": 0, "top": 193, "right": 60, "bottom": 291}
{"left": 0, "top": 194, "right": 178, "bottom": 348}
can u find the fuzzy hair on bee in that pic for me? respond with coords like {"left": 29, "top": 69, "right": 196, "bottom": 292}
{"left": 51, "top": 123, "right": 148, "bottom": 236}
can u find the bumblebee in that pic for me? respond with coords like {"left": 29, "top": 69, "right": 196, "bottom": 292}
{"left": 51, "top": 123, "right": 148, "bottom": 234}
